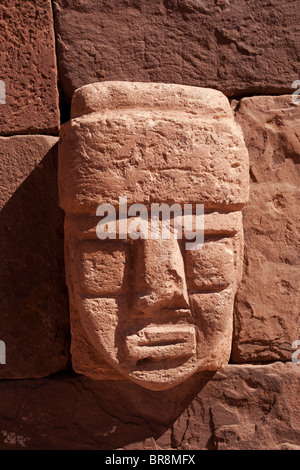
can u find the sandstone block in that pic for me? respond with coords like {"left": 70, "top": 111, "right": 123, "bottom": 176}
{"left": 58, "top": 81, "right": 249, "bottom": 390}
{"left": 53, "top": 0, "right": 299, "bottom": 101}
{"left": 0, "top": 363, "right": 299, "bottom": 449}
{"left": 0, "top": 0, "right": 60, "bottom": 134}
{"left": 0, "top": 136, "right": 70, "bottom": 378}
{"left": 59, "top": 81, "right": 249, "bottom": 212}
{"left": 233, "top": 95, "right": 300, "bottom": 362}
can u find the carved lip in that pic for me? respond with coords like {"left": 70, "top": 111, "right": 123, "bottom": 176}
{"left": 126, "top": 325, "right": 196, "bottom": 362}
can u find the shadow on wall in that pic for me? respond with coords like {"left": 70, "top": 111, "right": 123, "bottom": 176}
{"left": 0, "top": 369, "right": 216, "bottom": 450}
{"left": 0, "top": 142, "right": 70, "bottom": 378}
{"left": 0, "top": 140, "right": 218, "bottom": 449}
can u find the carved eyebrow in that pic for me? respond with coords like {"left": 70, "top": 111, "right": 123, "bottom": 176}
{"left": 66, "top": 215, "right": 100, "bottom": 238}
{"left": 202, "top": 233, "right": 235, "bottom": 242}
{"left": 66, "top": 212, "right": 241, "bottom": 240}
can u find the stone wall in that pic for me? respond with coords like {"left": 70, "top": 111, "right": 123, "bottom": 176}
{"left": 0, "top": 0, "right": 299, "bottom": 450}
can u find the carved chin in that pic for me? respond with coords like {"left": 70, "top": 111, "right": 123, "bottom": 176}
{"left": 76, "top": 293, "right": 234, "bottom": 390}
{"left": 77, "top": 296, "right": 199, "bottom": 390}
{"left": 121, "top": 324, "right": 200, "bottom": 390}
{"left": 113, "top": 350, "right": 201, "bottom": 391}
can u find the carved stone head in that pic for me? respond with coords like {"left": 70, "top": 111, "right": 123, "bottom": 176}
{"left": 59, "top": 82, "right": 249, "bottom": 390}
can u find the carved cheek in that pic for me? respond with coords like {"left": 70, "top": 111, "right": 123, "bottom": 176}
{"left": 185, "top": 241, "right": 235, "bottom": 292}
{"left": 71, "top": 241, "right": 132, "bottom": 363}
{"left": 189, "top": 290, "right": 234, "bottom": 346}
{"left": 76, "top": 297, "right": 122, "bottom": 364}
{"left": 184, "top": 241, "right": 235, "bottom": 357}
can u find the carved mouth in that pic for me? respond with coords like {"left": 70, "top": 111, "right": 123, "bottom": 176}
{"left": 126, "top": 325, "right": 196, "bottom": 364}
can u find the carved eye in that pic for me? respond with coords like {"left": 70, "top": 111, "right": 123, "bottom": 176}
{"left": 185, "top": 241, "right": 234, "bottom": 292}
{"left": 77, "top": 241, "right": 129, "bottom": 295}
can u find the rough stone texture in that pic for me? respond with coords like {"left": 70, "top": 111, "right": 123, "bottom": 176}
{"left": 0, "top": 0, "right": 298, "bottom": 452}
{"left": 53, "top": 0, "right": 300, "bottom": 102}
{"left": 0, "top": 362, "right": 299, "bottom": 450}
{"left": 233, "top": 95, "right": 300, "bottom": 362}
{"left": 65, "top": 216, "right": 244, "bottom": 389}
{"left": 58, "top": 81, "right": 249, "bottom": 390}
{"left": 0, "top": 136, "right": 70, "bottom": 378}
{"left": 59, "top": 82, "right": 249, "bottom": 212}
{"left": 0, "top": 0, "right": 60, "bottom": 135}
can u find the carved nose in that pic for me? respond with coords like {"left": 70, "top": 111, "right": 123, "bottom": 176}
{"left": 133, "top": 238, "right": 190, "bottom": 316}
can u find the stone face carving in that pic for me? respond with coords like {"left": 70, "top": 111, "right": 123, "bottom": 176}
{"left": 59, "top": 82, "right": 249, "bottom": 390}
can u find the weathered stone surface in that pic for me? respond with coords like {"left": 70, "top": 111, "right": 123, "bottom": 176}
{"left": 0, "top": 363, "right": 299, "bottom": 450}
{"left": 58, "top": 81, "right": 249, "bottom": 390}
{"left": 233, "top": 95, "right": 300, "bottom": 362}
{"left": 0, "top": 136, "right": 70, "bottom": 378}
{"left": 0, "top": 0, "right": 60, "bottom": 135}
{"left": 59, "top": 82, "right": 249, "bottom": 212}
{"left": 53, "top": 0, "right": 299, "bottom": 101}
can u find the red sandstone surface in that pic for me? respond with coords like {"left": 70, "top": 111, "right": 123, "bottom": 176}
{"left": 0, "top": 0, "right": 299, "bottom": 451}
